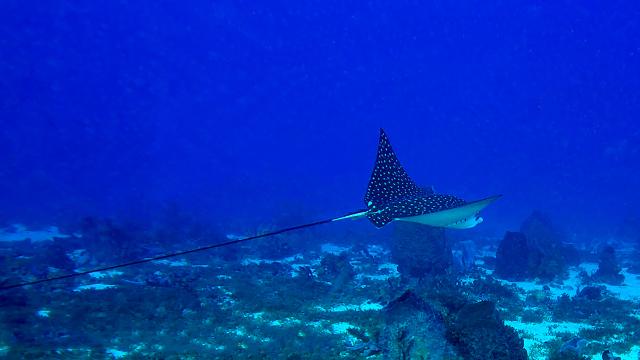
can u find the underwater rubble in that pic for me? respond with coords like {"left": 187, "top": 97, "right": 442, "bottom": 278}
{"left": 1, "top": 217, "right": 640, "bottom": 359}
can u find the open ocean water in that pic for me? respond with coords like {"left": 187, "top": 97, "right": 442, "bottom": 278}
{"left": 1, "top": 1, "right": 639, "bottom": 359}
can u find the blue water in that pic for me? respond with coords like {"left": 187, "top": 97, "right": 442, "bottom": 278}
{"left": 2, "top": 1, "right": 639, "bottom": 233}
{"left": 1, "top": 2, "right": 639, "bottom": 359}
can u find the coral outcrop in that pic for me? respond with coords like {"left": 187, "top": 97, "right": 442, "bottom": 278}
{"left": 445, "top": 300, "right": 528, "bottom": 360}
{"left": 391, "top": 222, "right": 451, "bottom": 279}
{"left": 495, "top": 211, "right": 579, "bottom": 282}
{"left": 592, "top": 245, "right": 624, "bottom": 285}
{"left": 380, "top": 290, "right": 455, "bottom": 359}
{"left": 495, "top": 231, "right": 530, "bottom": 281}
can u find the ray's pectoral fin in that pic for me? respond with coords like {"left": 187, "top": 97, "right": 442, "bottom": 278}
{"left": 395, "top": 195, "right": 502, "bottom": 228}
{"left": 362, "top": 129, "right": 433, "bottom": 228}
{"left": 363, "top": 129, "right": 427, "bottom": 213}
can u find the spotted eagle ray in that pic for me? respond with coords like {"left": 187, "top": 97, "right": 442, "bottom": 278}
{"left": 333, "top": 129, "right": 501, "bottom": 228}
{"left": 0, "top": 129, "right": 500, "bottom": 290}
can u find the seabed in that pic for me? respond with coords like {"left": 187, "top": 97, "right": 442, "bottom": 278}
{"left": 1, "top": 225, "right": 639, "bottom": 359}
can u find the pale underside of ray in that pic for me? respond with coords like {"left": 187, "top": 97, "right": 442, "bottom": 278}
{"left": 395, "top": 195, "right": 501, "bottom": 228}
{"left": 333, "top": 195, "right": 501, "bottom": 229}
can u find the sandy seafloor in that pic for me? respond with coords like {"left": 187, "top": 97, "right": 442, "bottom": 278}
{"left": 1, "top": 225, "right": 639, "bottom": 359}
{"left": 494, "top": 263, "right": 640, "bottom": 360}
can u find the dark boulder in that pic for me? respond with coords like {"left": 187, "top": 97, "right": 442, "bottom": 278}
{"left": 495, "top": 212, "right": 577, "bottom": 282}
{"left": 593, "top": 246, "right": 624, "bottom": 285}
{"left": 317, "top": 253, "right": 354, "bottom": 280}
{"left": 317, "top": 253, "right": 355, "bottom": 292}
{"left": 550, "top": 337, "right": 588, "bottom": 360}
{"left": 602, "top": 349, "right": 622, "bottom": 360}
{"left": 446, "top": 300, "right": 527, "bottom": 360}
{"left": 495, "top": 232, "right": 530, "bottom": 281}
{"left": 521, "top": 211, "right": 577, "bottom": 276}
{"left": 391, "top": 222, "right": 451, "bottom": 279}
{"left": 34, "top": 240, "right": 76, "bottom": 272}
{"left": 380, "top": 290, "right": 456, "bottom": 359}
{"left": 79, "top": 217, "right": 151, "bottom": 263}
{"left": 549, "top": 337, "right": 589, "bottom": 360}
{"left": 558, "top": 337, "right": 588, "bottom": 355}
{"left": 521, "top": 211, "right": 563, "bottom": 251}
{"left": 452, "top": 240, "right": 476, "bottom": 273}
{"left": 576, "top": 286, "right": 606, "bottom": 301}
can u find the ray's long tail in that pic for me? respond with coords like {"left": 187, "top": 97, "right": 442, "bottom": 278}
{"left": 0, "top": 209, "right": 368, "bottom": 291}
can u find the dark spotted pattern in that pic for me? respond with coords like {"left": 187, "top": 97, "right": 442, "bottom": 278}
{"left": 364, "top": 129, "right": 466, "bottom": 228}
{"left": 364, "top": 129, "right": 428, "bottom": 206}
{"left": 367, "top": 194, "right": 466, "bottom": 228}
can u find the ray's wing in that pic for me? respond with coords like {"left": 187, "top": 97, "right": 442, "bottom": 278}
{"left": 364, "top": 129, "right": 433, "bottom": 227}
{"left": 364, "top": 129, "right": 425, "bottom": 208}
{"left": 396, "top": 195, "right": 502, "bottom": 227}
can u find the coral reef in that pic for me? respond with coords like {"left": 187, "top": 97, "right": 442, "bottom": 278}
{"left": 2, "top": 219, "right": 640, "bottom": 359}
